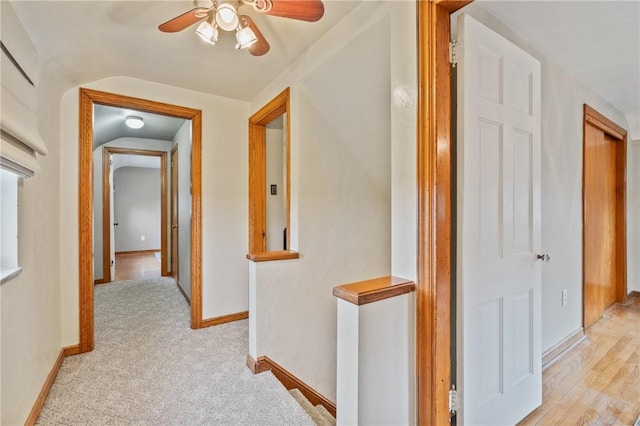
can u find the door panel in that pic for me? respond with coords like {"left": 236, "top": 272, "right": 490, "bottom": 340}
{"left": 457, "top": 14, "right": 542, "bottom": 425}
{"left": 583, "top": 124, "right": 617, "bottom": 328}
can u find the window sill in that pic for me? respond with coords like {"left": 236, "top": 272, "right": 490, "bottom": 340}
{"left": 246, "top": 250, "right": 299, "bottom": 262}
{"left": 1, "top": 267, "right": 23, "bottom": 284}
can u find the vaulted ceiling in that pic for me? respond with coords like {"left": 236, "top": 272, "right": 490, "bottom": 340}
{"left": 8, "top": 1, "right": 639, "bottom": 141}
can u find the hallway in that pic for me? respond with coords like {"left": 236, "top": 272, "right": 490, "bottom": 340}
{"left": 114, "top": 251, "right": 161, "bottom": 281}
{"left": 36, "top": 278, "right": 313, "bottom": 425}
{"left": 520, "top": 294, "right": 640, "bottom": 425}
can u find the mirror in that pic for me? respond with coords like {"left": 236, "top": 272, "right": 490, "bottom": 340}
{"left": 248, "top": 88, "right": 296, "bottom": 258}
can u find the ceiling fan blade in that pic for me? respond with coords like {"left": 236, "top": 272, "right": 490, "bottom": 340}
{"left": 242, "top": 16, "right": 270, "bottom": 56}
{"left": 158, "top": 7, "right": 209, "bottom": 33}
{"left": 264, "top": 0, "right": 324, "bottom": 22}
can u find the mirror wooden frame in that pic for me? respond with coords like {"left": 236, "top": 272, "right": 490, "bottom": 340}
{"left": 247, "top": 87, "right": 298, "bottom": 262}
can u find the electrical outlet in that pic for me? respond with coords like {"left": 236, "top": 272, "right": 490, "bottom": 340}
{"left": 141, "top": 235, "right": 146, "bottom": 241}
{"left": 562, "top": 289, "right": 568, "bottom": 307}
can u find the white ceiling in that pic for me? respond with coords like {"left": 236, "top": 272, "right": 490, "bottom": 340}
{"left": 7, "top": 1, "right": 640, "bottom": 140}
{"left": 112, "top": 153, "right": 161, "bottom": 171}
{"left": 93, "top": 104, "right": 186, "bottom": 147}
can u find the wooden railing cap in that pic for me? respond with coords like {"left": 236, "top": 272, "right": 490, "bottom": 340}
{"left": 333, "top": 275, "right": 416, "bottom": 306}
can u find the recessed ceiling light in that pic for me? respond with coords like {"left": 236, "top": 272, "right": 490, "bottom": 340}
{"left": 125, "top": 116, "right": 144, "bottom": 129}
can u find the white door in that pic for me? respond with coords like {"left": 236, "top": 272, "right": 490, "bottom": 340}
{"left": 109, "top": 154, "right": 116, "bottom": 281}
{"left": 456, "top": 14, "right": 542, "bottom": 425}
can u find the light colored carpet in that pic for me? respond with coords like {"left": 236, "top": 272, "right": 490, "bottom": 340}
{"left": 37, "top": 277, "right": 314, "bottom": 425}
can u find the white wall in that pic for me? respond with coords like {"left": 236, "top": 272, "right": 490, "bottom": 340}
{"left": 249, "top": 1, "right": 416, "bottom": 402}
{"left": 1, "top": 3, "right": 62, "bottom": 424}
{"left": 60, "top": 77, "right": 250, "bottom": 346}
{"left": 454, "top": 5, "right": 632, "bottom": 353}
{"left": 92, "top": 138, "right": 172, "bottom": 281}
{"left": 113, "top": 166, "right": 161, "bottom": 252}
{"left": 265, "top": 127, "right": 286, "bottom": 251}
{"left": 173, "top": 121, "right": 192, "bottom": 299}
{"left": 629, "top": 139, "right": 640, "bottom": 292}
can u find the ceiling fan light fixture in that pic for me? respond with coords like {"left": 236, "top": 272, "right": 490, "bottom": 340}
{"left": 125, "top": 116, "right": 144, "bottom": 129}
{"left": 195, "top": 20, "right": 218, "bottom": 45}
{"left": 215, "top": 3, "right": 239, "bottom": 31}
{"left": 236, "top": 26, "right": 258, "bottom": 49}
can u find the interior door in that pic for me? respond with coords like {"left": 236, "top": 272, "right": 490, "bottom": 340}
{"left": 109, "top": 153, "right": 116, "bottom": 281}
{"left": 457, "top": 14, "right": 542, "bottom": 425}
{"left": 171, "top": 147, "right": 179, "bottom": 281}
{"left": 583, "top": 108, "right": 627, "bottom": 329}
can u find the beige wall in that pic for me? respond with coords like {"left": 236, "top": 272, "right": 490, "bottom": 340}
{"left": 59, "top": 77, "right": 250, "bottom": 346}
{"left": 629, "top": 139, "right": 640, "bottom": 292}
{"left": 1, "top": 145, "right": 62, "bottom": 425}
{"left": 249, "top": 1, "right": 417, "bottom": 402}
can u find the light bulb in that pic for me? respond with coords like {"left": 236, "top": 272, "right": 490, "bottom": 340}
{"left": 125, "top": 116, "right": 144, "bottom": 129}
{"left": 236, "top": 26, "right": 257, "bottom": 49}
{"left": 215, "top": 3, "right": 239, "bottom": 31}
{"left": 195, "top": 20, "right": 218, "bottom": 45}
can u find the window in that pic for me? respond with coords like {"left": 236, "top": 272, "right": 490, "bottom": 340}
{"left": 0, "top": 168, "right": 21, "bottom": 282}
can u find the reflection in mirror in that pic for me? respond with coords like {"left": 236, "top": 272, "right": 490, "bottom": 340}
{"left": 248, "top": 88, "right": 296, "bottom": 259}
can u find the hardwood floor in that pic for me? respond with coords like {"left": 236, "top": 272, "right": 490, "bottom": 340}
{"left": 114, "top": 251, "right": 161, "bottom": 281}
{"left": 520, "top": 294, "right": 640, "bottom": 425}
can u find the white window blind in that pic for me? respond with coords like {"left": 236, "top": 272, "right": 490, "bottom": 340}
{"left": 1, "top": 2, "right": 47, "bottom": 178}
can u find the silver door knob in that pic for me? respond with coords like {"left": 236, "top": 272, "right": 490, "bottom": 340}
{"left": 536, "top": 254, "right": 550, "bottom": 262}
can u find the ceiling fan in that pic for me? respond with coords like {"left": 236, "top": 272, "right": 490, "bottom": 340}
{"left": 158, "top": 0, "right": 325, "bottom": 56}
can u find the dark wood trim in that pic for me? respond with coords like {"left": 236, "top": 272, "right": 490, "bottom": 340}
{"left": 629, "top": 291, "right": 640, "bottom": 300}
{"left": 102, "top": 147, "right": 111, "bottom": 283}
{"left": 79, "top": 88, "right": 203, "bottom": 354}
{"left": 582, "top": 104, "right": 628, "bottom": 329}
{"left": 115, "top": 249, "right": 162, "bottom": 255}
{"left": 24, "top": 349, "right": 64, "bottom": 426}
{"left": 201, "top": 311, "right": 248, "bottom": 328}
{"left": 103, "top": 146, "right": 168, "bottom": 282}
{"left": 79, "top": 88, "right": 95, "bottom": 353}
{"left": 246, "top": 250, "right": 299, "bottom": 262}
{"left": 248, "top": 87, "right": 291, "bottom": 255}
{"left": 333, "top": 276, "right": 415, "bottom": 306}
{"left": 114, "top": 249, "right": 162, "bottom": 255}
{"left": 63, "top": 344, "right": 82, "bottom": 357}
{"left": 93, "top": 279, "right": 105, "bottom": 285}
{"left": 541, "top": 328, "right": 586, "bottom": 370}
{"left": 246, "top": 354, "right": 336, "bottom": 418}
{"left": 584, "top": 104, "right": 626, "bottom": 140}
{"left": 416, "top": 1, "right": 473, "bottom": 424}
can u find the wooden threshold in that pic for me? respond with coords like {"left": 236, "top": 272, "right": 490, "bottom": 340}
{"left": 201, "top": 311, "right": 248, "bottom": 328}
{"left": 246, "top": 354, "right": 336, "bottom": 418}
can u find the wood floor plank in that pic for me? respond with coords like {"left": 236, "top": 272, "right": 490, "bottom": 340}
{"left": 114, "top": 251, "right": 161, "bottom": 281}
{"left": 519, "top": 295, "right": 640, "bottom": 426}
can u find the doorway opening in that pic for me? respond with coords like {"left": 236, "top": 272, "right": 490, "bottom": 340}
{"left": 101, "top": 147, "right": 168, "bottom": 283}
{"left": 79, "top": 88, "right": 204, "bottom": 353}
{"left": 582, "top": 104, "right": 627, "bottom": 329}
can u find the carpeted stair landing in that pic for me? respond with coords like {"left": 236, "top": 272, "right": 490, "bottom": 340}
{"left": 36, "top": 277, "right": 315, "bottom": 425}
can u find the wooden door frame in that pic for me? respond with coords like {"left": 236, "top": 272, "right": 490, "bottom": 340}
{"left": 582, "top": 103, "right": 628, "bottom": 328}
{"left": 416, "top": 1, "right": 472, "bottom": 424}
{"left": 101, "top": 147, "right": 168, "bottom": 283}
{"left": 79, "top": 88, "right": 203, "bottom": 353}
{"left": 170, "top": 145, "right": 179, "bottom": 283}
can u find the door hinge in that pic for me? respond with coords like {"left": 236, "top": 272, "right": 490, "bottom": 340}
{"left": 449, "top": 40, "right": 459, "bottom": 68}
{"left": 449, "top": 385, "right": 458, "bottom": 415}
